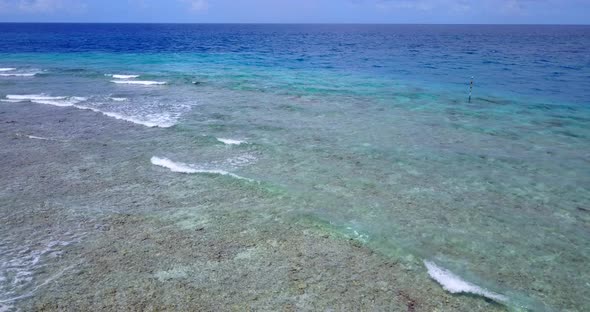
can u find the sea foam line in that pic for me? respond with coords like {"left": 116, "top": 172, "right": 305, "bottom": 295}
{"left": 150, "top": 156, "right": 252, "bottom": 181}
{"left": 18, "top": 134, "right": 68, "bottom": 143}
{"left": 3, "top": 94, "right": 175, "bottom": 128}
{"left": 28, "top": 135, "right": 49, "bottom": 140}
{"left": 217, "top": 138, "right": 246, "bottom": 145}
{"left": 107, "top": 74, "right": 139, "bottom": 79}
{"left": 424, "top": 261, "right": 507, "bottom": 302}
{"left": 0, "top": 73, "right": 37, "bottom": 77}
{"left": 21, "top": 134, "right": 62, "bottom": 142}
{"left": 3, "top": 94, "right": 86, "bottom": 107}
{"left": 74, "top": 105, "right": 175, "bottom": 128}
{"left": 0, "top": 68, "right": 16, "bottom": 72}
{"left": 6, "top": 94, "right": 66, "bottom": 101}
{"left": 111, "top": 80, "right": 166, "bottom": 85}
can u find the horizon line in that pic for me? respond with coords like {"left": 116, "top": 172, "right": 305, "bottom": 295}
{"left": 0, "top": 22, "right": 589, "bottom": 26}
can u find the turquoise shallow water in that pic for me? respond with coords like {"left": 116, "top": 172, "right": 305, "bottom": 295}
{"left": 0, "top": 24, "right": 589, "bottom": 311}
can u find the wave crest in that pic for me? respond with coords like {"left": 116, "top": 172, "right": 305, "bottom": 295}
{"left": 150, "top": 156, "right": 252, "bottom": 181}
{"left": 217, "top": 138, "right": 246, "bottom": 145}
{"left": 0, "top": 73, "right": 37, "bottom": 77}
{"left": 107, "top": 74, "right": 140, "bottom": 79}
{"left": 111, "top": 80, "right": 166, "bottom": 85}
{"left": 3, "top": 94, "right": 86, "bottom": 107}
{"left": 424, "top": 261, "right": 507, "bottom": 302}
{"left": 3, "top": 94, "right": 176, "bottom": 128}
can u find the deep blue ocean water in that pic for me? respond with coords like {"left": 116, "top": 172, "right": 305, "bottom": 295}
{"left": 1, "top": 24, "right": 589, "bottom": 104}
{"left": 1, "top": 24, "right": 589, "bottom": 311}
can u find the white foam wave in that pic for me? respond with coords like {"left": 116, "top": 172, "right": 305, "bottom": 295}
{"left": 111, "top": 80, "right": 166, "bottom": 85}
{"left": 217, "top": 138, "right": 246, "bottom": 145}
{"left": 7, "top": 94, "right": 67, "bottom": 101}
{"left": 0, "top": 68, "right": 16, "bottom": 72}
{"left": 151, "top": 157, "right": 200, "bottom": 173}
{"left": 108, "top": 74, "right": 139, "bottom": 79}
{"left": 27, "top": 135, "right": 51, "bottom": 141}
{"left": 0, "top": 73, "right": 37, "bottom": 77}
{"left": 32, "top": 99, "right": 77, "bottom": 107}
{"left": 97, "top": 111, "right": 175, "bottom": 128}
{"left": 151, "top": 156, "right": 252, "bottom": 181}
{"left": 110, "top": 97, "right": 128, "bottom": 102}
{"left": 424, "top": 261, "right": 507, "bottom": 302}
{"left": 73, "top": 105, "right": 175, "bottom": 128}
{"left": 4, "top": 95, "right": 86, "bottom": 107}
{"left": 14, "top": 133, "right": 66, "bottom": 142}
{"left": 4, "top": 95, "right": 179, "bottom": 128}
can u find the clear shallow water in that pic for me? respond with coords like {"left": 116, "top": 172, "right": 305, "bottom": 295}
{"left": 0, "top": 24, "right": 589, "bottom": 311}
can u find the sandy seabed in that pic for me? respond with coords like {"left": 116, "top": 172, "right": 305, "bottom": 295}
{"left": 0, "top": 102, "right": 507, "bottom": 311}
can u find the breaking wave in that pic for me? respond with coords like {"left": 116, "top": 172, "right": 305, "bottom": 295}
{"left": 107, "top": 74, "right": 140, "bottom": 79}
{"left": 424, "top": 261, "right": 507, "bottom": 302}
{"left": 150, "top": 156, "right": 253, "bottom": 181}
{"left": 3, "top": 94, "right": 176, "bottom": 128}
{"left": 111, "top": 80, "right": 166, "bottom": 85}
{"left": 217, "top": 138, "right": 246, "bottom": 145}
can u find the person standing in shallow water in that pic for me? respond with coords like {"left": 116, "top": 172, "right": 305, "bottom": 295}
{"left": 469, "top": 77, "right": 474, "bottom": 103}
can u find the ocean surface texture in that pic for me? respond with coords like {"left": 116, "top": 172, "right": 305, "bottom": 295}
{"left": 0, "top": 24, "right": 589, "bottom": 311}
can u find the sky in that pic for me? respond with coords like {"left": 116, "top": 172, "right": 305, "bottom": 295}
{"left": 0, "top": 0, "right": 589, "bottom": 24}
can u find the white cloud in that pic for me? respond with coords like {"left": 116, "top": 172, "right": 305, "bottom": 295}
{"left": 495, "top": 0, "right": 534, "bottom": 14}
{"left": 128, "top": 0, "right": 151, "bottom": 10}
{"left": 374, "top": 0, "right": 470, "bottom": 12}
{"left": 0, "top": 0, "right": 86, "bottom": 13}
{"left": 371, "top": 0, "right": 548, "bottom": 15}
{"left": 180, "top": 0, "right": 208, "bottom": 12}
